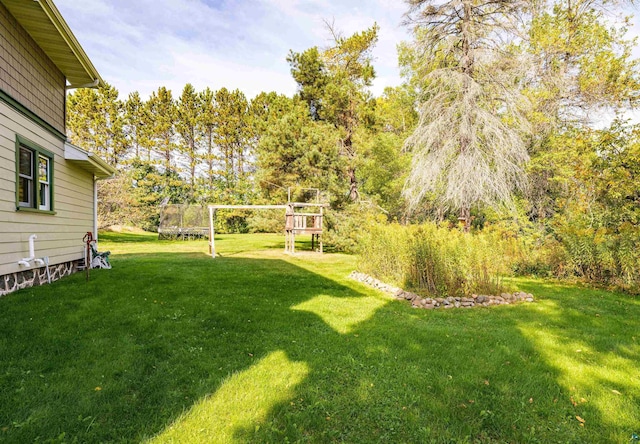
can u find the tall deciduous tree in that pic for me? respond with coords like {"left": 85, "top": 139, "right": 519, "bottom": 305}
{"left": 359, "top": 86, "right": 418, "bottom": 219}
{"left": 524, "top": 0, "right": 640, "bottom": 218}
{"left": 402, "top": 0, "right": 530, "bottom": 230}
{"left": 527, "top": 0, "right": 638, "bottom": 124}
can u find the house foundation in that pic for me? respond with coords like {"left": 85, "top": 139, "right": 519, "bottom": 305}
{"left": 0, "top": 260, "right": 82, "bottom": 297}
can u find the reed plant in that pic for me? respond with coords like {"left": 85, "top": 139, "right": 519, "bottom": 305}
{"left": 359, "top": 222, "right": 512, "bottom": 297}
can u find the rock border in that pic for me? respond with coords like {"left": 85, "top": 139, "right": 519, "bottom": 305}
{"left": 349, "top": 271, "right": 534, "bottom": 310}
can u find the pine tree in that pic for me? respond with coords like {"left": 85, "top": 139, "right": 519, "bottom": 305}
{"left": 67, "top": 83, "right": 127, "bottom": 166}
{"left": 177, "top": 83, "right": 202, "bottom": 194}
{"left": 199, "top": 87, "right": 219, "bottom": 187}
{"left": 402, "top": 0, "right": 530, "bottom": 230}
{"left": 124, "top": 91, "right": 152, "bottom": 161}
{"left": 288, "top": 24, "right": 380, "bottom": 202}
{"left": 213, "top": 88, "right": 251, "bottom": 199}
{"left": 147, "top": 87, "right": 177, "bottom": 172}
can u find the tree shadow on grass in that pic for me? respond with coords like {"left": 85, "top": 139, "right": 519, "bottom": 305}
{"left": 0, "top": 251, "right": 638, "bottom": 443}
{"left": 0, "top": 252, "right": 366, "bottom": 443}
{"left": 512, "top": 279, "right": 640, "bottom": 440}
{"left": 230, "top": 298, "right": 612, "bottom": 443}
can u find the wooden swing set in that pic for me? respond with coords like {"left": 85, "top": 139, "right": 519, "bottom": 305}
{"left": 207, "top": 198, "right": 328, "bottom": 258}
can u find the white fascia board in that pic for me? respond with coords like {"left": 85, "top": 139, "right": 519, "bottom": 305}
{"left": 64, "top": 142, "right": 116, "bottom": 179}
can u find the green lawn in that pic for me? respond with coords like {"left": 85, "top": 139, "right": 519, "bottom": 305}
{"left": 0, "top": 232, "right": 638, "bottom": 443}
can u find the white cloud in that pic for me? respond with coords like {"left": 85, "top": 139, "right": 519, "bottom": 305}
{"left": 55, "top": 0, "right": 409, "bottom": 100}
{"left": 55, "top": 0, "right": 637, "bottom": 106}
{"left": 164, "top": 40, "right": 298, "bottom": 97}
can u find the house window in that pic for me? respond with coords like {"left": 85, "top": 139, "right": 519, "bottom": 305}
{"left": 18, "top": 147, "right": 33, "bottom": 207}
{"left": 38, "top": 155, "right": 51, "bottom": 210}
{"left": 16, "top": 136, "right": 54, "bottom": 213}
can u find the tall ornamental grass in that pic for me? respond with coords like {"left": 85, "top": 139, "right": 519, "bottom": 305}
{"left": 359, "top": 223, "right": 512, "bottom": 297}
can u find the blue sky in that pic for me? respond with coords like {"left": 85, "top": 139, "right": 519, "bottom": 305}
{"left": 55, "top": 0, "right": 639, "bottom": 118}
{"left": 55, "top": 0, "right": 410, "bottom": 100}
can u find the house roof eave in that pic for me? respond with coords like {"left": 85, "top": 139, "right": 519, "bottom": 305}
{"left": 1, "top": 0, "right": 103, "bottom": 88}
{"left": 64, "top": 142, "right": 116, "bottom": 179}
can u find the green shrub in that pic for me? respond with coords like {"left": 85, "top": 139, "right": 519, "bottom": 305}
{"left": 478, "top": 216, "right": 639, "bottom": 294}
{"left": 214, "top": 210, "right": 250, "bottom": 234}
{"left": 482, "top": 221, "right": 569, "bottom": 278}
{"left": 323, "top": 204, "right": 387, "bottom": 253}
{"left": 554, "top": 217, "right": 640, "bottom": 293}
{"left": 614, "top": 222, "right": 640, "bottom": 292}
{"left": 246, "top": 209, "right": 284, "bottom": 233}
{"left": 513, "top": 236, "right": 569, "bottom": 277}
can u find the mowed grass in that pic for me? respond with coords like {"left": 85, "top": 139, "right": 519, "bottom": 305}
{"left": 0, "top": 232, "right": 639, "bottom": 443}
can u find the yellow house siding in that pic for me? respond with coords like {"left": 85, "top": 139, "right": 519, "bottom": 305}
{"left": 0, "top": 1, "right": 66, "bottom": 134}
{"left": 0, "top": 100, "right": 94, "bottom": 277}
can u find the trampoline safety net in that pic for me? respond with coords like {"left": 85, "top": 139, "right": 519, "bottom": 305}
{"left": 158, "top": 205, "right": 209, "bottom": 240}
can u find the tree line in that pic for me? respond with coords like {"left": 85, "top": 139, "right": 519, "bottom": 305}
{"left": 67, "top": 0, "right": 640, "bottom": 290}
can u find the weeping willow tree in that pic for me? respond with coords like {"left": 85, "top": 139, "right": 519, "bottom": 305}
{"left": 402, "top": 0, "right": 531, "bottom": 230}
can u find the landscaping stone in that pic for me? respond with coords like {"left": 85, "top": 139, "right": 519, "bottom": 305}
{"left": 348, "top": 271, "right": 535, "bottom": 311}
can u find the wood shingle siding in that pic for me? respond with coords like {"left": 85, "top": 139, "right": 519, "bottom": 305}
{"left": 0, "top": 1, "right": 66, "bottom": 134}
